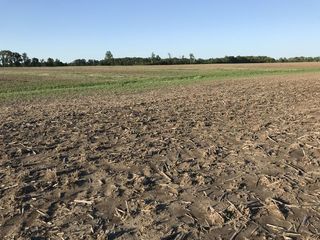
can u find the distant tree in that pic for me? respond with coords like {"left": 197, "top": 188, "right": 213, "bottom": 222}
{"left": 72, "top": 59, "right": 87, "bottom": 66}
{"left": 315, "top": 57, "right": 320, "bottom": 62}
{"left": 179, "top": 55, "right": 189, "bottom": 64}
{"left": 0, "top": 50, "right": 12, "bottom": 66}
{"left": 4, "top": 49, "right": 320, "bottom": 67}
{"left": 149, "top": 52, "right": 156, "bottom": 64}
{"left": 22, "top": 53, "right": 31, "bottom": 66}
{"left": 22, "top": 53, "right": 27, "bottom": 61}
{"left": 0, "top": 51, "right": 23, "bottom": 66}
{"left": 87, "top": 59, "right": 99, "bottom": 66}
{"left": 11, "top": 52, "right": 22, "bottom": 66}
{"left": 46, "top": 58, "right": 54, "bottom": 66}
{"left": 105, "top": 51, "right": 113, "bottom": 60}
{"left": 189, "top": 53, "right": 195, "bottom": 64}
{"left": 54, "top": 59, "right": 64, "bottom": 66}
{"left": 155, "top": 55, "right": 161, "bottom": 62}
{"left": 104, "top": 51, "right": 114, "bottom": 65}
{"left": 30, "top": 58, "right": 40, "bottom": 66}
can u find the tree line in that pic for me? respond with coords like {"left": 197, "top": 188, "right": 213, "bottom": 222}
{"left": 0, "top": 50, "right": 65, "bottom": 67}
{"left": 1, "top": 50, "right": 320, "bottom": 67}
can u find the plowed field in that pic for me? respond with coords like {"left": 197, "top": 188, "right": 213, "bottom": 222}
{"left": 1, "top": 64, "right": 320, "bottom": 239}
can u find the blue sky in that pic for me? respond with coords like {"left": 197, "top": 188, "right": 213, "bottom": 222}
{"left": 1, "top": 0, "right": 320, "bottom": 61}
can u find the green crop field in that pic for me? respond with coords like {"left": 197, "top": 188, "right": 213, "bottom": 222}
{"left": 2, "top": 63, "right": 320, "bottom": 101}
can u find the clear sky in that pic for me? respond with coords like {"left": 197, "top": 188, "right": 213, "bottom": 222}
{"left": 1, "top": 0, "right": 320, "bottom": 62}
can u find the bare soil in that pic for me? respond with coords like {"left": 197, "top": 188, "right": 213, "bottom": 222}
{"left": 1, "top": 73, "right": 320, "bottom": 239}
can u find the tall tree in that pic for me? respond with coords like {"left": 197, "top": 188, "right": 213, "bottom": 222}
{"left": 46, "top": 58, "right": 54, "bottom": 66}
{"left": 0, "top": 50, "right": 13, "bottom": 66}
{"left": 12, "top": 52, "right": 22, "bottom": 66}
{"left": 105, "top": 51, "right": 113, "bottom": 60}
{"left": 22, "top": 53, "right": 31, "bottom": 66}
{"left": 104, "top": 51, "right": 114, "bottom": 65}
{"left": 189, "top": 53, "right": 195, "bottom": 64}
{"left": 150, "top": 52, "right": 156, "bottom": 64}
{"left": 31, "top": 58, "right": 40, "bottom": 66}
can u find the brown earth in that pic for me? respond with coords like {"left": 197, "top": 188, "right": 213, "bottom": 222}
{"left": 1, "top": 72, "right": 320, "bottom": 239}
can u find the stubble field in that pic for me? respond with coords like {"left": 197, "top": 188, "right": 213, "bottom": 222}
{"left": 0, "top": 63, "right": 320, "bottom": 239}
